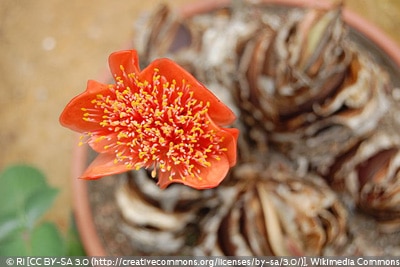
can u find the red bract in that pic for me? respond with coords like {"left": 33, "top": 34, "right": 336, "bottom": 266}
{"left": 60, "top": 50, "right": 239, "bottom": 189}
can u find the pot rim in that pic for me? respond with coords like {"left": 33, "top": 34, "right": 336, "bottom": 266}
{"left": 72, "top": 0, "right": 400, "bottom": 256}
{"left": 71, "top": 135, "right": 107, "bottom": 256}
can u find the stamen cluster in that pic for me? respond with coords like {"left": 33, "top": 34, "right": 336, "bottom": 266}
{"left": 82, "top": 68, "right": 226, "bottom": 182}
{"left": 60, "top": 49, "right": 238, "bottom": 189}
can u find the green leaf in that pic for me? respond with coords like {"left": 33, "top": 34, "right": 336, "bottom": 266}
{"left": 0, "top": 229, "right": 30, "bottom": 256}
{"left": 66, "top": 215, "right": 86, "bottom": 256}
{"left": 24, "top": 187, "right": 59, "bottom": 229}
{"left": 0, "top": 222, "right": 66, "bottom": 256}
{"left": 0, "top": 213, "right": 23, "bottom": 243}
{"left": 0, "top": 165, "right": 47, "bottom": 215}
{"left": 31, "top": 222, "right": 65, "bottom": 256}
{"left": 0, "top": 165, "right": 67, "bottom": 257}
{"left": 0, "top": 164, "right": 59, "bottom": 229}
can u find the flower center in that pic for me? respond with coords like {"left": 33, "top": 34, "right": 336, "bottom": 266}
{"left": 82, "top": 67, "right": 226, "bottom": 181}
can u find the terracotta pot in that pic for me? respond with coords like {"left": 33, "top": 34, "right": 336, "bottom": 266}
{"left": 71, "top": 0, "right": 400, "bottom": 256}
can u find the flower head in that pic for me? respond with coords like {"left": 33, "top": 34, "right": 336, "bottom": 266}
{"left": 60, "top": 50, "right": 238, "bottom": 189}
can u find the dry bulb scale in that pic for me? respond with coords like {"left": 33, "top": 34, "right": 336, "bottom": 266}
{"left": 92, "top": 0, "right": 400, "bottom": 255}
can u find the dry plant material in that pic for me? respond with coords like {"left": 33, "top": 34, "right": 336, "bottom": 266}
{"left": 116, "top": 1, "right": 400, "bottom": 255}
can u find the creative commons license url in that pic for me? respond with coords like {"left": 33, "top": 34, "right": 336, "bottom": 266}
{"left": 92, "top": 257, "right": 309, "bottom": 267}
{"left": 6, "top": 257, "right": 400, "bottom": 267}
{"left": 5, "top": 257, "right": 309, "bottom": 267}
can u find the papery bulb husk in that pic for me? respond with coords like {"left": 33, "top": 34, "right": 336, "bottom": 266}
{"left": 236, "top": 7, "right": 350, "bottom": 129}
{"left": 135, "top": 4, "right": 196, "bottom": 66}
{"left": 193, "top": 159, "right": 351, "bottom": 256}
{"left": 115, "top": 170, "right": 218, "bottom": 254}
{"left": 234, "top": 5, "right": 392, "bottom": 177}
{"left": 233, "top": 5, "right": 388, "bottom": 167}
{"left": 273, "top": 48, "right": 392, "bottom": 175}
{"left": 328, "top": 107, "right": 400, "bottom": 233}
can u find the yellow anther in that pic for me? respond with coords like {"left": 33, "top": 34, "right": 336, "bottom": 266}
{"left": 159, "top": 137, "right": 166, "bottom": 144}
{"left": 175, "top": 129, "right": 184, "bottom": 135}
{"left": 153, "top": 75, "right": 161, "bottom": 82}
{"left": 151, "top": 168, "right": 157, "bottom": 178}
{"left": 94, "top": 136, "right": 106, "bottom": 142}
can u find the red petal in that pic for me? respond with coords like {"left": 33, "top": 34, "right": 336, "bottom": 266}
{"left": 140, "top": 58, "right": 236, "bottom": 126}
{"left": 80, "top": 153, "right": 130, "bottom": 179}
{"left": 204, "top": 115, "right": 239, "bottom": 167}
{"left": 220, "top": 127, "right": 239, "bottom": 167}
{"left": 157, "top": 155, "right": 230, "bottom": 189}
{"left": 88, "top": 134, "right": 116, "bottom": 154}
{"left": 59, "top": 80, "right": 112, "bottom": 133}
{"left": 108, "top": 50, "right": 140, "bottom": 83}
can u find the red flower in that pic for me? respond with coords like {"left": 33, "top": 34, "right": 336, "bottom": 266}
{"left": 60, "top": 50, "right": 239, "bottom": 189}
